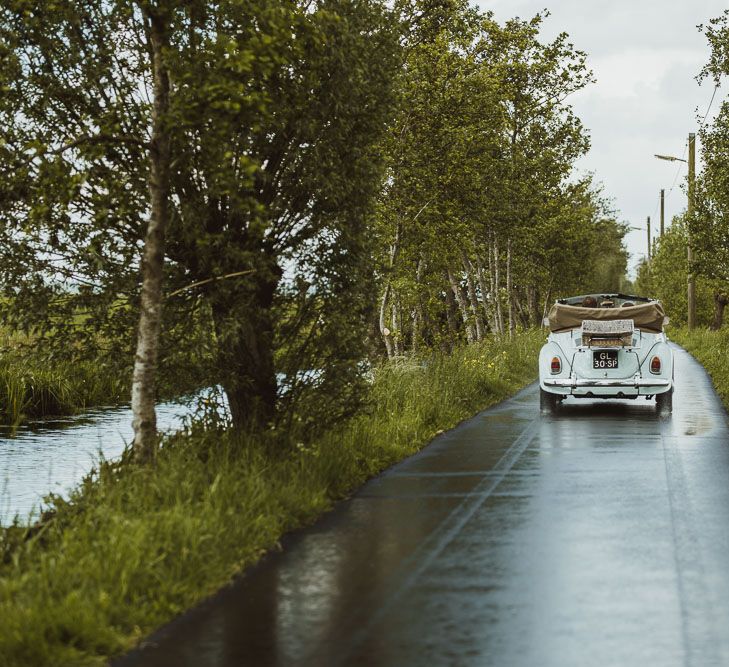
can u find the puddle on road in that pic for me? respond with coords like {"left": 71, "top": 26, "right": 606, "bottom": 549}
{"left": 677, "top": 412, "right": 713, "bottom": 437}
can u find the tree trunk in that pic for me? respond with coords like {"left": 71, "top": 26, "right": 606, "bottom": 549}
{"left": 379, "top": 225, "right": 400, "bottom": 358}
{"left": 514, "top": 290, "right": 530, "bottom": 328}
{"left": 411, "top": 307, "right": 420, "bottom": 354}
{"left": 444, "top": 275, "right": 459, "bottom": 349}
{"left": 211, "top": 262, "right": 280, "bottom": 431}
{"left": 447, "top": 268, "right": 475, "bottom": 343}
{"left": 475, "top": 254, "right": 497, "bottom": 334}
{"left": 712, "top": 292, "right": 729, "bottom": 330}
{"left": 541, "top": 281, "right": 553, "bottom": 326}
{"left": 217, "top": 322, "right": 277, "bottom": 430}
{"left": 379, "top": 284, "right": 394, "bottom": 358}
{"left": 131, "top": 7, "right": 171, "bottom": 463}
{"left": 527, "top": 285, "right": 541, "bottom": 327}
{"left": 412, "top": 257, "right": 426, "bottom": 353}
{"left": 461, "top": 250, "right": 483, "bottom": 341}
{"left": 392, "top": 296, "right": 403, "bottom": 356}
{"left": 506, "top": 238, "right": 515, "bottom": 338}
{"left": 493, "top": 236, "right": 504, "bottom": 336}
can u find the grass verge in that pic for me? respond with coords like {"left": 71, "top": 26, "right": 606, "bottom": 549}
{"left": 0, "top": 330, "right": 543, "bottom": 667}
{"left": 670, "top": 327, "right": 729, "bottom": 408}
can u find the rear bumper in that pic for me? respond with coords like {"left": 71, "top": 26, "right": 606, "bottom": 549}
{"left": 544, "top": 378, "right": 671, "bottom": 389}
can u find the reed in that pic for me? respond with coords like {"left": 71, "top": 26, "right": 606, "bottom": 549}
{"left": 0, "top": 359, "right": 128, "bottom": 426}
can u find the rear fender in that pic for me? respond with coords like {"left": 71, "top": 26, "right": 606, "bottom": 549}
{"left": 640, "top": 340, "right": 673, "bottom": 392}
{"left": 539, "top": 341, "right": 571, "bottom": 393}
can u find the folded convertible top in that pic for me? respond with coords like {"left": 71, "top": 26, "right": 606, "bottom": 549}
{"left": 547, "top": 301, "right": 666, "bottom": 333}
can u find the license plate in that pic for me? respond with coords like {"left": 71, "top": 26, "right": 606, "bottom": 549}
{"left": 593, "top": 350, "right": 618, "bottom": 369}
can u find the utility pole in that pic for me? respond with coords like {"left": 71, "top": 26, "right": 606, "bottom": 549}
{"left": 660, "top": 188, "right": 665, "bottom": 237}
{"left": 654, "top": 141, "right": 695, "bottom": 326}
{"left": 647, "top": 216, "right": 651, "bottom": 259}
{"left": 688, "top": 132, "right": 696, "bottom": 330}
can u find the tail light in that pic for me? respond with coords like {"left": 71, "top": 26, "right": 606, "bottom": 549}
{"left": 650, "top": 356, "right": 661, "bottom": 374}
{"left": 550, "top": 356, "right": 561, "bottom": 374}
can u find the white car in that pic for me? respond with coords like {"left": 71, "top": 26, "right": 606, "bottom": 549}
{"left": 539, "top": 294, "right": 673, "bottom": 413}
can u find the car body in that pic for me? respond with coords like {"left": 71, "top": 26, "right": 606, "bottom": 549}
{"left": 538, "top": 293, "right": 673, "bottom": 413}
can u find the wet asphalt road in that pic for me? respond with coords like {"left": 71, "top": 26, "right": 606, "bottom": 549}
{"left": 118, "top": 344, "right": 729, "bottom": 667}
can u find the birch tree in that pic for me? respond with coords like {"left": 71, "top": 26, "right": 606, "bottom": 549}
{"left": 375, "top": 5, "right": 608, "bottom": 353}
{"left": 130, "top": 1, "right": 172, "bottom": 461}
{"left": 0, "top": 0, "right": 178, "bottom": 461}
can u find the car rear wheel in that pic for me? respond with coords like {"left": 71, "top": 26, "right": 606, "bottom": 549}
{"left": 656, "top": 388, "right": 673, "bottom": 413}
{"left": 540, "top": 388, "right": 559, "bottom": 414}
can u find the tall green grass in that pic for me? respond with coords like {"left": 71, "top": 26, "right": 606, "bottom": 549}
{"left": 0, "top": 330, "right": 543, "bottom": 667}
{"left": 0, "top": 326, "right": 132, "bottom": 425}
{"left": 0, "top": 358, "right": 128, "bottom": 426}
{"left": 671, "top": 327, "right": 729, "bottom": 409}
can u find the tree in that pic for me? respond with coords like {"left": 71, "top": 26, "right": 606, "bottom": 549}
{"left": 634, "top": 217, "right": 714, "bottom": 326}
{"left": 374, "top": 5, "right": 608, "bottom": 353}
{"left": 580, "top": 214, "right": 630, "bottom": 294}
{"left": 0, "top": 0, "right": 187, "bottom": 460}
{"left": 679, "top": 9, "right": 729, "bottom": 327}
{"left": 0, "top": 0, "right": 400, "bottom": 445}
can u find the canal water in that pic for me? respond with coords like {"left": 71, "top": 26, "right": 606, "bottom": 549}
{"left": 0, "top": 401, "right": 193, "bottom": 525}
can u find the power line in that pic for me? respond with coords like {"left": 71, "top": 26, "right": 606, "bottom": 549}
{"left": 643, "top": 83, "right": 721, "bottom": 244}
{"left": 698, "top": 83, "right": 720, "bottom": 130}
{"left": 666, "top": 145, "right": 687, "bottom": 198}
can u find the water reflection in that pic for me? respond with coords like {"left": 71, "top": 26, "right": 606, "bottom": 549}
{"left": 0, "top": 401, "right": 191, "bottom": 524}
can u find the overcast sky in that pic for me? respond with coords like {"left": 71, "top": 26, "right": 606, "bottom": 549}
{"left": 479, "top": 0, "right": 728, "bottom": 276}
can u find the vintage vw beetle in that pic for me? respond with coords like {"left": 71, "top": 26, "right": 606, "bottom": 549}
{"left": 538, "top": 294, "right": 673, "bottom": 413}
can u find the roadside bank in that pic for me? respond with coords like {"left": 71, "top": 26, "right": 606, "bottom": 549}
{"left": 0, "top": 330, "right": 543, "bottom": 667}
{"left": 670, "top": 327, "right": 729, "bottom": 410}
